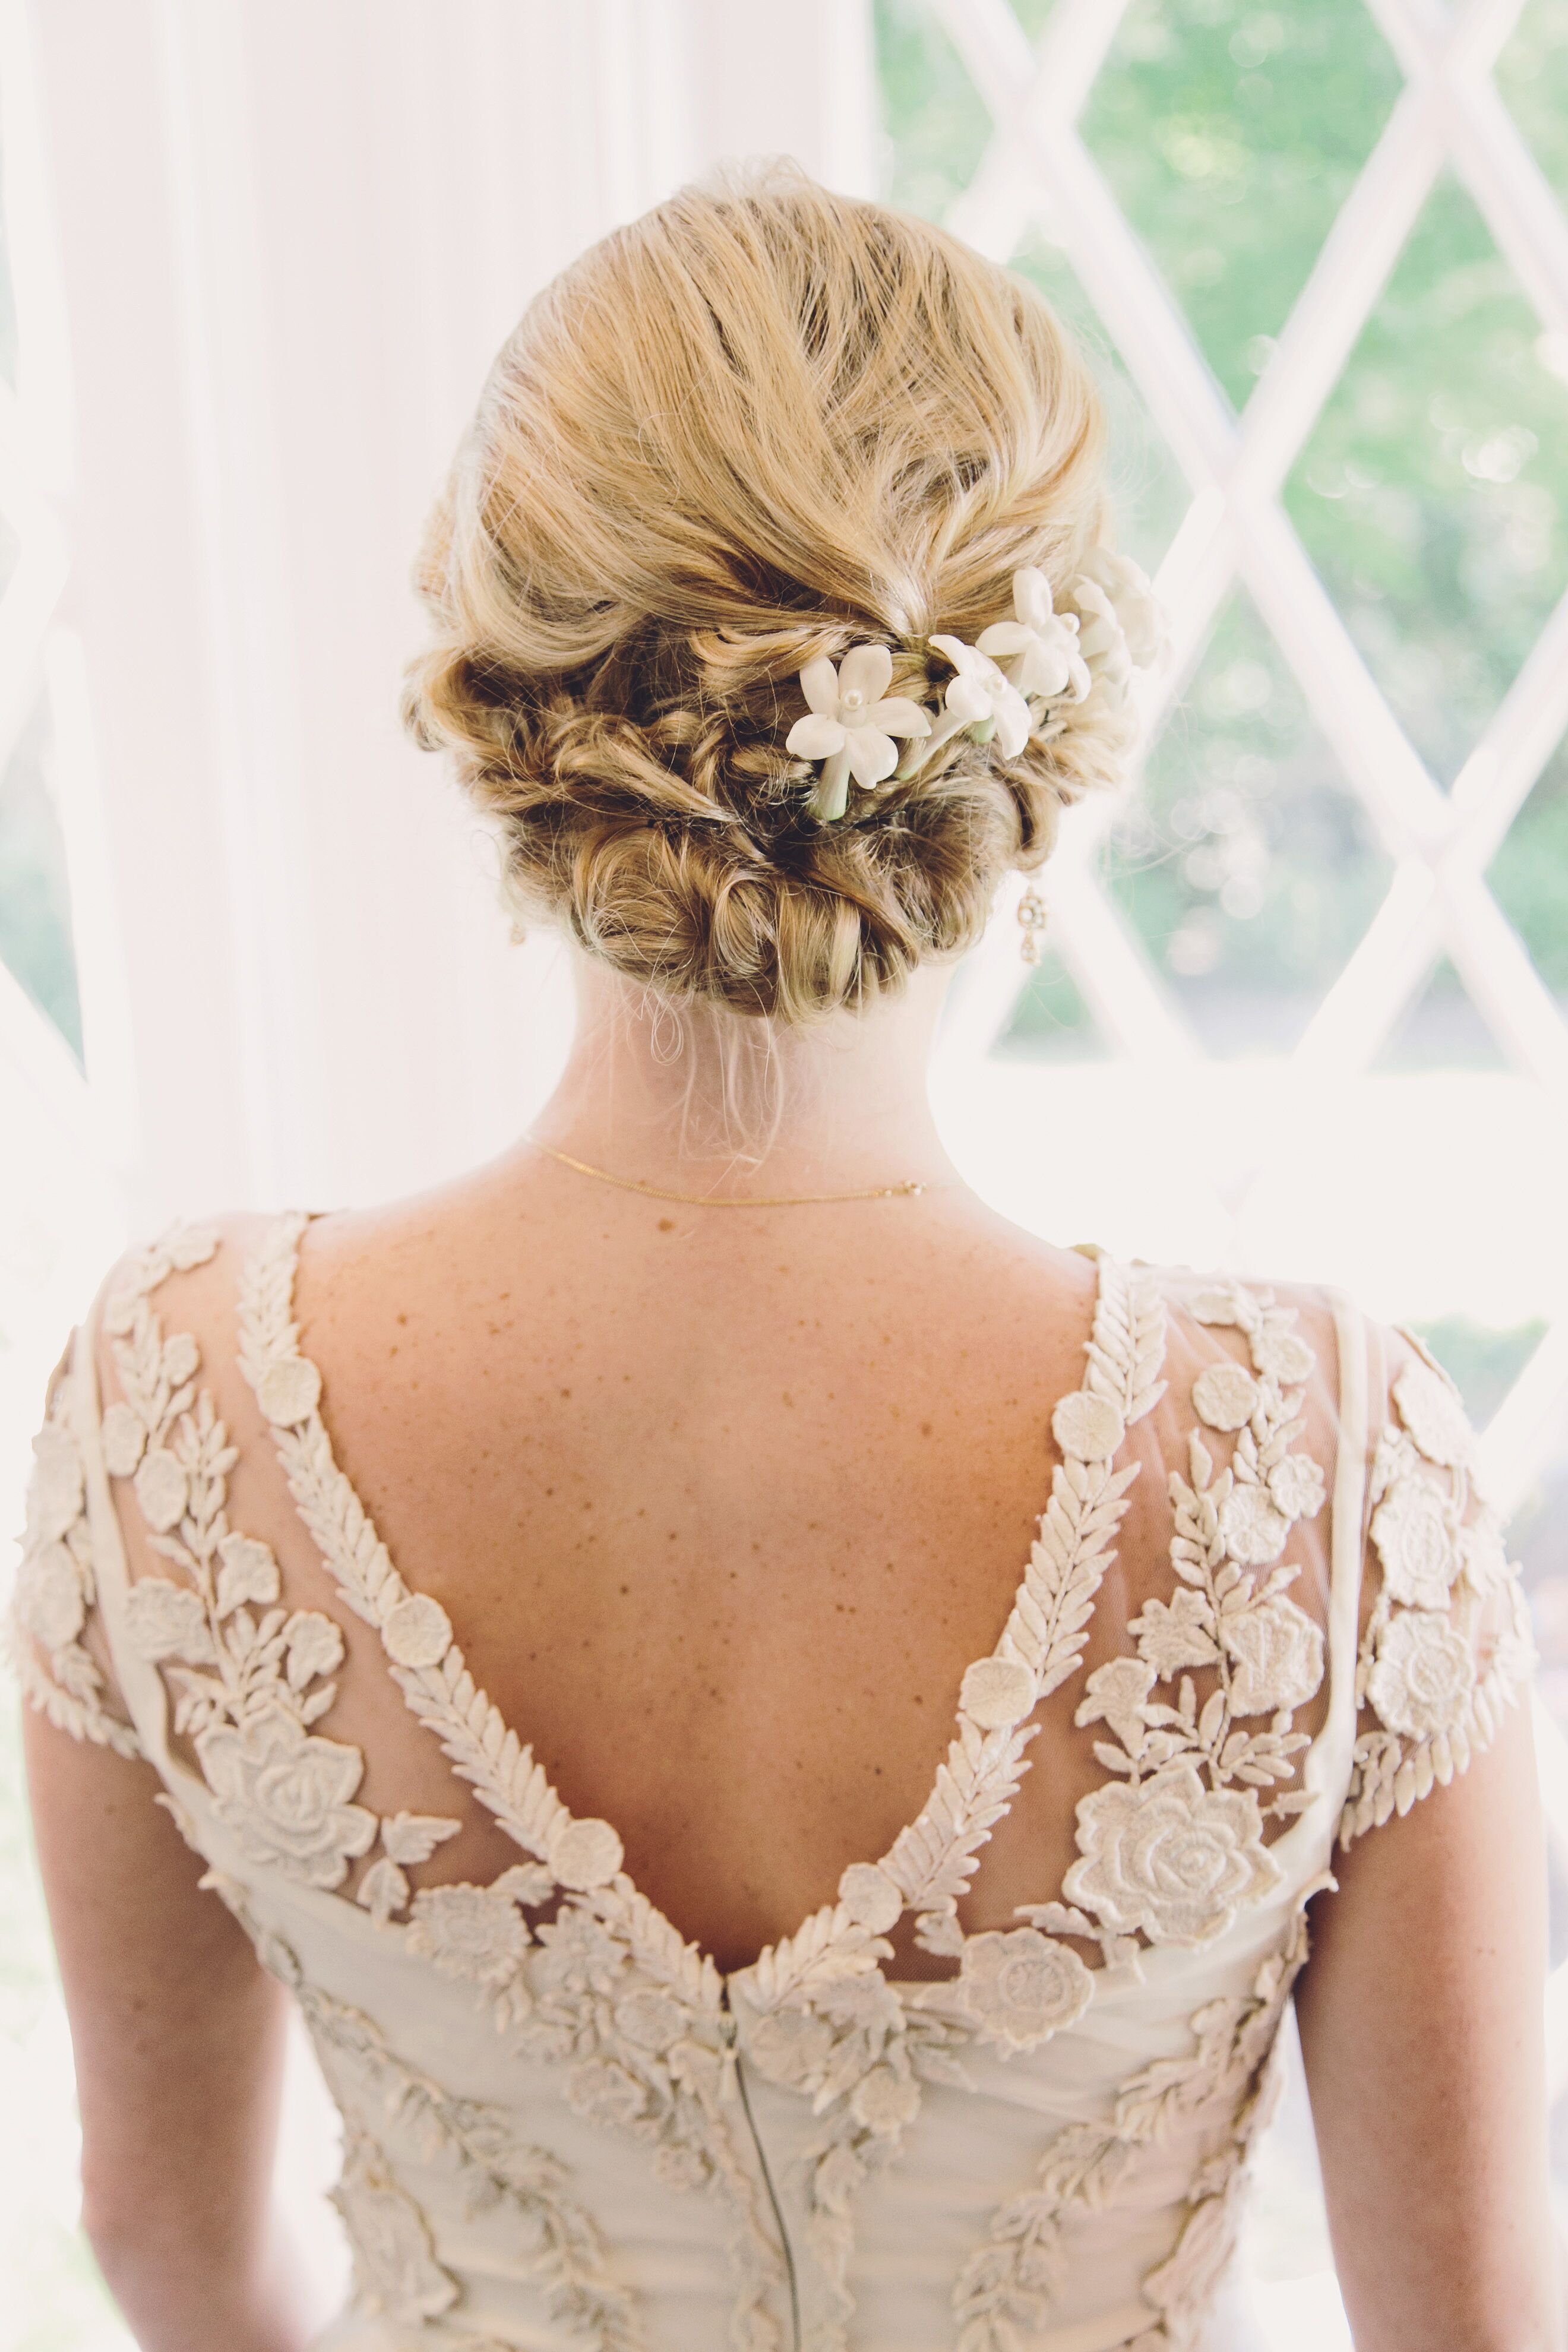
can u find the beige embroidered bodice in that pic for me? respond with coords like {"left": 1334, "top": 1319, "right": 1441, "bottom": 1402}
{"left": 10, "top": 1216, "right": 1534, "bottom": 2352}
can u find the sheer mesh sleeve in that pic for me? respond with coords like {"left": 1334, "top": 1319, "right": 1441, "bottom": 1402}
{"left": 1339, "top": 1332, "right": 1535, "bottom": 1845}
{"left": 7, "top": 1336, "right": 143, "bottom": 1759}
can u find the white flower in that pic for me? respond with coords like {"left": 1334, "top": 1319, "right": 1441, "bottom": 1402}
{"left": 381, "top": 1592, "right": 452, "bottom": 1668}
{"left": 100, "top": 1402, "right": 147, "bottom": 1478}
{"left": 956, "top": 1927, "right": 1093, "bottom": 2050}
{"left": 548, "top": 1814, "right": 625, "bottom": 1891}
{"left": 1063, "top": 1765, "right": 1281, "bottom": 1945}
{"left": 1367, "top": 1608, "right": 1474, "bottom": 1739}
{"left": 256, "top": 1355, "right": 322, "bottom": 1428}
{"left": 568, "top": 2059, "right": 649, "bottom": 2128}
{"left": 162, "top": 1332, "right": 200, "bottom": 1387}
{"left": 333, "top": 2152, "right": 458, "bottom": 2322}
{"left": 1252, "top": 1322, "right": 1315, "bottom": 1388}
{"left": 614, "top": 1989, "right": 687, "bottom": 2052}
{"left": 1076, "top": 546, "right": 1170, "bottom": 672}
{"left": 959, "top": 1656, "right": 1037, "bottom": 1731}
{"left": 850, "top": 2064, "right": 922, "bottom": 2133}
{"left": 837, "top": 1861, "right": 904, "bottom": 1933}
{"left": 929, "top": 635, "right": 1033, "bottom": 757}
{"left": 196, "top": 1702, "right": 376, "bottom": 1888}
{"left": 134, "top": 1447, "right": 189, "bottom": 1533}
{"left": 1130, "top": 1586, "right": 1221, "bottom": 1676}
{"left": 785, "top": 644, "right": 931, "bottom": 808}
{"left": 1192, "top": 1362, "right": 1260, "bottom": 1433}
{"left": 15, "top": 1539, "right": 86, "bottom": 1652}
{"left": 1219, "top": 1483, "right": 1291, "bottom": 1566}
{"left": 1221, "top": 1595, "right": 1324, "bottom": 1716}
{"left": 406, "top": 1881, "right": 531, "bottom": 1985}
{"left": 1074, "top": 1657, "right": 1158, "bottom": 1755}
{"left": 747, "top": 2005, "right": 836, "bottom": 2089}
{"left": 283, "top": 1610, "right": 345, "bottom": 1689}
{"left": 1393, "top": 1359, "right": 1473, "bottom": 1469}
{"left": 975, "top": 567, "right": 1091, "bottom": 704}
{"left": 1268, "top": 1452, "right": 1326, "bottom": 1521}
{"left": 1371, "top": 1477, "right": 1460, "bottom": 1611}
{"left": 124, "top": 1576, "right": 215, "bottom": 1663}
{"left": 164, "top": 1223, "right": 220, "bottom": 1272}
{"left": 1067, "top": 577, "right": 1135, "bottom": 706}
{"left": 531, "top": 1907, "right": 624, "bottom": 1999}
{"left": 26, "top": 1425, "right": 84, "bottom": 1544}
{"left": 1051, "top": 1390, "right": 1126, "bottom": 1462}
{"left": 215, "top": 1533, "right": 280, "bottom": 1616}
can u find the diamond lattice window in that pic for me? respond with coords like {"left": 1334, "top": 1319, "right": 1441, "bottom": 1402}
{"left": 877, "top": 0, "right": 1568, "bottom": 2284}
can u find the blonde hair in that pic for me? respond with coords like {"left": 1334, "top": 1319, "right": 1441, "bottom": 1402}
{"left": 404, "top": 165, "right": 1130, "bottom": 1025}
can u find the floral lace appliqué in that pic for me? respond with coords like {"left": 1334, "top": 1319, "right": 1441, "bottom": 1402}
{"left": 1037, "top": 1282, "right": 1327, "bottom": 1959}
{"left": 9, "top": 1376, "right": 142, "bottom": 1759}
{"left": 728, "top": 1257, "right": 1169, "bottom": 2342}
{"left": 99, "top": 1234, "right": 461, "bottom": 1903}
{"left": 953, "top": 1882, "right": 1328, "bottom": 2352}
{"left": 199, "top": 1867, "right": 643, "bottom": 2351}
{"left": 235, "top": 1215, "right": 792, "bottom": 2352}
{"left": 1342, "top": 1353, "right": 1534, "bottom": 1842}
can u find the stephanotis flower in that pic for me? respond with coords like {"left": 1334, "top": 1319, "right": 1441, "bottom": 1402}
{"left": 786, "top": 644, "right": 930, "bottom": 820}
{"left": 1077, "top": 546, "right": 1170, "bottom": 672}
{"left": 976, "top": 567, "right": 1092, "bottom": 704}
{"left": 928, "top": 634, "right": 1033, "bottom": 757}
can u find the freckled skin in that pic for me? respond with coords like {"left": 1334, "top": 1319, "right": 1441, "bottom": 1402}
{"left": 294, "top": 1164, "right": 1103, "bottom": 1976}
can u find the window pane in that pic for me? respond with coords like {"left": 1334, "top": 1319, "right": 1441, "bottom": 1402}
{"left": 0, "top": 693, "right": 83, "bottom": 1060}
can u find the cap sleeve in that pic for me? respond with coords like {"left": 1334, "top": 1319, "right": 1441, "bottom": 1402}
{"left": 7, "top": 1330, "right": 142, "bottom": 1760}
{"left": 1339, "top": 1332, "right": 1535, "bottom": 1845}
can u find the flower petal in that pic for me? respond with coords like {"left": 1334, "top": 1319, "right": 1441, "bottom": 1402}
{"left": 799, "top": 655, "right": 840, "bottom": 719}
{"left": 845, "top": 727, "right": 899, "bottom": 788}
{"left": 945, "top": 674, "right": 992, "bottom": 725}
{"left": 837, "top": 643, "right": 893, "bottom": 706}
{"left": 992, "top": 681, "right": 1034, "bottom": 758}
{"left": 1013, "top": 567, "right": 1054, "bottom": 629}
{"left": 867, "top": 696, "right": 931, "bottom": 739}
{"left": 976, "top": 621, "right": 1032, "bottom": 658}
{"left": 786, "top": 713, "right": 846, "bottom": 760}
{"left": 928, "top": 633, "right": 977, "bottom": 676}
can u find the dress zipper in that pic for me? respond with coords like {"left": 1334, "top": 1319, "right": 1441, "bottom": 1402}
{"left": 719, "top": 1986, "right": 802, "bottom": 2352}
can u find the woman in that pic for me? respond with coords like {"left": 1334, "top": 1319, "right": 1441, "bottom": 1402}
{"left": 12, "top": 169, "right": 1558, "bottom": 2352}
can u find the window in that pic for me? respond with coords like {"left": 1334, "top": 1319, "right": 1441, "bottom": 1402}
{"left": 878, "top": 0, "right": 1568, "bottom": 2331}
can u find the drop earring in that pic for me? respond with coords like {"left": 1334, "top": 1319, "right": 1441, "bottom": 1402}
{"left": 1017, "top": 884, "right": 1047, "bottom": 966}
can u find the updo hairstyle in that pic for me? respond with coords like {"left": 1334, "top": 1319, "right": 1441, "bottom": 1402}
{"left": 403, "top": 166, "right": 1132, "bottom": 1024}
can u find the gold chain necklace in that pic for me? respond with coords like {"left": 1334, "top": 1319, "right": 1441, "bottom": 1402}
{"left": 528, "top": 1139, "right": 954, "bottom": 1209}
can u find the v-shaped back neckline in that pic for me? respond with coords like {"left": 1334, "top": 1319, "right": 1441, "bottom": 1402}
{"left": 234, "top": 1210, "right": 1169, "bottom": 1993}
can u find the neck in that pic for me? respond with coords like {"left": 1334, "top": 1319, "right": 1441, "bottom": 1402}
{"left": 523, "top": 951, "right": 960, "bottom": 1199}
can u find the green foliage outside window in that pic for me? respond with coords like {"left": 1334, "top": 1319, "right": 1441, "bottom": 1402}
{"left": 875, "top": 0, "right": 1568, "bottom": 1055}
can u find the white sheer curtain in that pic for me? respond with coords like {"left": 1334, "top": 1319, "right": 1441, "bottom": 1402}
{"left": 4, "top": 12, "right": 878, "bottom": 2338}
{"left": 33, "top": 0, "right": 877, "bottom": 1231}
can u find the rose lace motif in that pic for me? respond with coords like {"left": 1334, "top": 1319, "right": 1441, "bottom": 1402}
{"left": 17, "top": 1220, "right": 1541, "bottom": 2352}
{"left": 952, "top": 1887, "right": 1327, "bottom": 2352}
{"left": 1341, "top": 1351, "right": 1534, "bottom": 1842}
{"left": 85, "top": 1233, "right": 462, "bottom": 1904}
{"left": 1038, "top": 1282, "right": 1329, "bottom": 1957}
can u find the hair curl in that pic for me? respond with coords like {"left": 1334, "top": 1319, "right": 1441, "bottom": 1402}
{"left": 403, "top": 165, "right": 1131, "bottom": 1024}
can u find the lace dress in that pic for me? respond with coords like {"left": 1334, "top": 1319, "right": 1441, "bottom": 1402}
{"left": 9, "top": 1215, "right": 1534, "bottom": 2352}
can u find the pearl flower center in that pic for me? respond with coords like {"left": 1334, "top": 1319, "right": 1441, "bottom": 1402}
{"left": 841, "top": 687, "right": 866, "bottom": 714}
